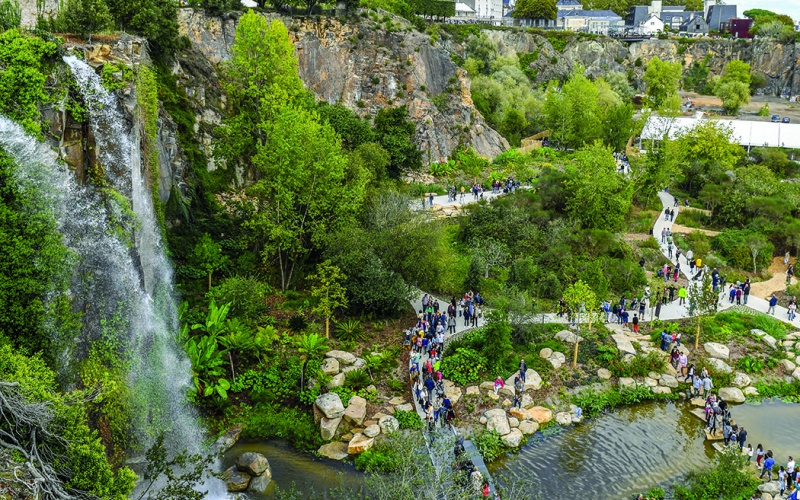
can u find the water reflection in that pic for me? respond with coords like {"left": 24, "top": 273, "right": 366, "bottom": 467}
{"left": 491, "top": 401, "right": 800, "bottom": 499}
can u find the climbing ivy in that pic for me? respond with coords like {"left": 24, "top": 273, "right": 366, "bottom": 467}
{"left": 0, "top": 29, "right": 58, "bottom": 137}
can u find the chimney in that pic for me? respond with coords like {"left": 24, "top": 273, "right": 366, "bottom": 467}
{"left": 650, "top": 0, "right": 662, "bottom": 16}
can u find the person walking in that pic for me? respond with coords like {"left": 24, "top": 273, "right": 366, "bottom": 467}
{"left": 743, "top": 281, "right": 750, "bottom": 304}
{"left": 769, "top": 294, "right": 778, "bottom": 315}
{"left": 757, "top": 444, "right": 765, "bottom": 468}
{"left": 519, "top": 359, "right": 527, "bottom": 383}
{"left": 702, "top": 375, "right": 713, "bottom": 397}
{"left": 678, "top": 286, "right": 687, "bottom": 306}
{"left": 788, "top": 456, "right": 796, "bottom": 492}
{"left": 632, "top": 314, "right": 639, "bottom": 333}
{"left": 512, "top": 376, "right": 523, "bottom": 409}
{"left": 738, "top": 426, "right": 747, "bottom": 450}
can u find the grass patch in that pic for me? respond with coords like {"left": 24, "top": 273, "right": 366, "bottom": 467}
{"left": 702, "top": 311, "right": 789, "bottom": 342}
{"left": 674, "top": 209, "right": 716, "bottom": 230}
{"left": 627, "top": 209, "right": 659, "bottom": 234}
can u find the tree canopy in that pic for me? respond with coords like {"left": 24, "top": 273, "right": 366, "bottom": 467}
{"left": 512, "top": 0, "right": 556, "bottom": 19}
{"left": 643, "top": 57, "right": 682, "bottom": 111}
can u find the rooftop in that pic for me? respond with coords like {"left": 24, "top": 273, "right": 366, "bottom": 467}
{"left": 642, "top": 115, "right": 800, "bottom": 149}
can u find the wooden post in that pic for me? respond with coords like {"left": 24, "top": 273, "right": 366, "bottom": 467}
{"left": 325, "top": 317, "right": 330, "bottom": 339}
{"left": 573, "top": 340, "right": 579, "bottom": 368}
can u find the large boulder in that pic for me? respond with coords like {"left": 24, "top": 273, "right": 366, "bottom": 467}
{"left": 327, "top": 372, "right": 346, "bottom": 389}
{"left": 321, "top": 357, "right": 340, "bottom": 375}
{"left": 618, "top": 377, "right": 636, "bottom": 389}
{"left": 224, "top": 466, "right": 251, "bottom": 492}
{"left": 703, "top": 342, "right": 730, "bottom": 359}
{"left": 214, "top": 423, "right": 243, "bottom": 454}
{"left": 759, "top": 482, "right": 780, "bottom": 494}
{"left": 378, "top": 415, "right": 399, "bottom": 434}
{"left": 718, "top": 387, "right": 746, "bottom": 403}
{"left": 318, "top": 441, "right": 349, "bottom": 460}
{"left": 315, "top": 393, "right": 345, "bottom": 419}
{"left": 364, "top": 424, "right": 381, "bottom": 438}
{"left": 732, "top": 372, "right": 752, "bottom": 388}
{"left": 744, "top": 386, "right": 759, "bottom": 396}
{"left": 555, "top": 412, "right": 572, "bottom": 426}
{"left": 320, "top": 417, "right": 342, "bottom": 441}
{"left": 612, "top": 334, "right": 636, "bottom": 355}
{"left": 347, "top": 433, "right": 375, "bottom": 454}
{"left": 652, "top": 386, "right": 672, "bottom": 394}
{"left": 344, "top": 396, "right": 367, "bottom": 426}
{"left": 597, "top": 368, "right": 612, "bottom": 380}
{"left": 484, "top": 409, "right": 511, "bottom": 436}
{"left": 501, "top": 428, "right": 524, "bottom": 447}
{"left": 326, "top": 350, "right": 357, "bottom": 365}
{"left": 780, "top": 359, "right": 797, "bottom": 373}
{"left": 508, "top": 407, "right": 528, "bottom": 421}
{"left": 518, "top": 420, "right": 539, "bottom": 435}
{"left": 550, "top": 352, "right": 566, "bottom": 369}
{"left": 707, "top": 358, "right": 733, "bottom": 374}
{"left": 555, "top": 330, "right": 584, "bottom": 343}
{"left": 792, "top": 367, "right": 800, "bottom": 382}
{"left": 762, "top": 334, "right": 777, "bottom": 348}
{"left": 659, "top": 374, "right": 679, "bottom": 388}
{"left": 249, "top": 474, "right": 272, "bottom": 494}
{"left": 539, "top": 347, "right": 553, "bottom": 359}
{"left": 527, "top": 406, "right": 553, "bottom": 424}
{"left": 524, "top": 370, "right": 543, "bottom": 391}
{"left": 644, "top": 377, "right": 658, "bottom": 387}
{"left": 236, "top": 452, "right": 270, "bottom": 476}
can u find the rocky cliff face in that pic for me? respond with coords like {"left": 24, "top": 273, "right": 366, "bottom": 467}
{"left": 447, "top": 30, "right": 799, "bottom": 96}
{"left": 176, "top": 10, "right": 508, "bottom": 167}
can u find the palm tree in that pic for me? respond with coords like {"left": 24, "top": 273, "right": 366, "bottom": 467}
{"left": 296, "top": 333, "right": 329, "bottom": 392}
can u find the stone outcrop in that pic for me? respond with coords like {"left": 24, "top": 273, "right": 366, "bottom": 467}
{"left": 484, "top": 409, "right": 511, "bottom": 436}
{"left": 177, "top": 9, "right": 508, "bottom": 167}
{"left": 343, "top": 396, "right": 367, "bottom": 426}
{"left": 704, "top": 342, "right": 730, "bottom": 360}
{"left": 320, "top": 417, "right": 342, "bottom": 441}
{"left": 718, "top": 387, "right": 746, "bottom": 403}
{"left": 236, "top": 452, "right": 270, "bottom": 476}
{"left": 347, "top": 433, "right": 375, "bottom": 454}
{"left": 224, "top": 467, "right": 251, "bottom": 492}
{"left": 318, "top": 441, "right": 350, "bottom": 460}
{"left": 315, "top": 393, "right": 346, "bottom": 419}
{"left": 379, "top": 415, "right": 399, "bottom": 434}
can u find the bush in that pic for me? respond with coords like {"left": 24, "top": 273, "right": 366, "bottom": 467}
{"left": 238, "top": 404, "right": 323, "bottom": 452}
{"left": 354, "top": 441, "right": 402, "bottom": 473}
{"left": 673, "top": 447, "right": 759, "bottom": 499}
{"left": 608, "top": 351, "right": 665, "bottom": 378}
{"left": 474, "top": 430, "right": 507, "bottom": 461}
{"left": 440, "top": 347, "right": 487, "bottom": 386}
{"left": 335, "top": 319, "right": 367, "bottom": 341}
{"left": 207, "top": 275, "right": 270, "bottom": 327}
{"left": 287, "top": 315, "right": 308, "bottom": 332}
{"left": 345, "top": 368, "right": 371, "bottom": 390}
{"left": 394, "top": 409, "right": 422, "bottom": 430}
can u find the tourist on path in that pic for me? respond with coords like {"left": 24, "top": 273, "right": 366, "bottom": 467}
{"left": 761, "top": 451, "right": 775, "bottom": 481}
{"left": 738, "top": 426, "right": 747, "bottom": 450}
{"left": 519, "top": 359, "right": 527, "bottom": 382}
{"left": 769, "top": 294, "right": 778, "bottom": 315}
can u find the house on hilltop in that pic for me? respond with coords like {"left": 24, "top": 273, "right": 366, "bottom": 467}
{"left": 558, "top": 9, "right": 624, "bottom": 34}
{"left": 680, "top": 14, "right": 709, "bottom": 35}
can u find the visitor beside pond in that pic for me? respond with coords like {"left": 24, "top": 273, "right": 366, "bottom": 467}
{"left": 757, "top": 444, "right": 765, "bottom": 468}
{"left": 760, "top": 451, "right": 775, "bottom": 481}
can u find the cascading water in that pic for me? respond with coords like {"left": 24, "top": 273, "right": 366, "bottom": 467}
{"left": 59, "top": 55, "right": 229, "bottom": 498}
{"left": 0, "top": 57, "right": 226, "bottom": 497}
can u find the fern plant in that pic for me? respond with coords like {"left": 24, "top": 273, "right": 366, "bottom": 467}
{"left": 335, "top": 319, "right": 366, "bottom": 341}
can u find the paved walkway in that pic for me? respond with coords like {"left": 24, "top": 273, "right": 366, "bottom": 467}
{"left": 654, "top": 190, "right": 800, "bottom": 327}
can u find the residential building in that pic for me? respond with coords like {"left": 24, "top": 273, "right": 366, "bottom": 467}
{"left": 706, "top": 3, "right": 736, "bottom": 31}
{"left": 474, "top": 0, "right": 503, "bottom": 21}
{"left": 634, "top": 12, "right": 665, "bottom": 35}
{"left": 558, "top": 9, "right": 624, "bottom": 34}
{"left": 729, "top": 18, "right": 754, "bottom": 38}
{"left": 680, "top": 14, "right": 709, "bottom": 35}
{"left": 556, "top": 0, "right": 582, "bottom": 11}
{"left": 454, "top": 1, "right": 476, "bottom": 19}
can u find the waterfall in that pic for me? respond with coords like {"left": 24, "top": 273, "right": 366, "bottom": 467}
{"left": 0, "top": 57, "right": 232, "bottom": 497}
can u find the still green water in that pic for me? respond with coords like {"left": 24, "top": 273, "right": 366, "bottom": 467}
{"left": 489, "top": 400, "right": 800, "bottom": 500}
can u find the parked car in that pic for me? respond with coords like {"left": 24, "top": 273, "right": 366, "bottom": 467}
{"left": 772, "top": 115, "right": 781, "bottom": 122}
{"left": 783, "top": 117, "right": 791, "bottom": 123}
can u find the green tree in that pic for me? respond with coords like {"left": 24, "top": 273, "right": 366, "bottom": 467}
{"left": 673, "top": 120, "right": 744, "bottom": 196}
{"left": 373, "top": 106, "right": 422, "bottom": 176}
{"left": 247, "top": 106, "right": 368, "bottom": 291}
{"left": 643, "top": 57, "right": 682, "bottom": 110}
{"left": 687, "top": 274, "right": 718, "bottom": 349}
{"left": 188, "top": 233, "right": 228, "bottom": 290}
{"left": 562, "top": 280, "right": 597, "bottom": 366}
{"left": 566, "top": 143, "right": 634, "bottom": 231}
{"left": 715, "top": 60, "right": 751, "bottom": 115}
{"left": 104, "top": 0, "right": 181, "bottom": 56}
{"left": 295, "top": 333, "right": 328, "bottom": 392}
{"left": 309, "top": 260, "right": 348, "bottom": 339}
{"left": 50, "top": 0, "right": 113, "bottom": 38}
{"left": 217, "top": 12, "right": 308, "bottom": 170}
{"left": 512, "top": 0, "right": 556, "bottom": 19}
{"left": 715, "top": 81, "right": 750, "bottom": 115}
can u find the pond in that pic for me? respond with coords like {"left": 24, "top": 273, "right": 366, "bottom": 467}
{"left": 488, "top": 400, "right": 800, "bottom": 499}
{"left": 221, "top": 440, "right": 363, "bottom": 499}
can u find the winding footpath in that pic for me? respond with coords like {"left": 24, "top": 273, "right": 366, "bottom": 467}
{"left": 402, "top": 188, "right": 800, "bottom": 498}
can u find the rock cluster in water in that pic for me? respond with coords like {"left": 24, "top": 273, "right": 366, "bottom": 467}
{"left": 223, "top": 452, "right": 272, "bottom": 494}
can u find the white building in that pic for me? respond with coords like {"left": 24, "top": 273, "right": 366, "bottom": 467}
{"left": 558, "top": 9, "right": 624, "bottom": 34}
{"left": 474, "top": 0, "right": 503, "bottom": 21}
{"left": 635, "top": 13, "right": 665, "bottom": 35}
{"left": 454, "top": 2, "right": 476, "bottom": 19}
{"left": 641, "top": 115, "right": 800, "bottom": 150}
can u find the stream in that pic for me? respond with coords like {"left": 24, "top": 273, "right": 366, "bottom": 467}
{"left": 489, "top": 400, "right": 800, "bottom": 499}
{"left": 222, "top": 440, "right": 364, "bottom": 498}
{"left": 222, "top": 401, "right": 800, "bottom": 499}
